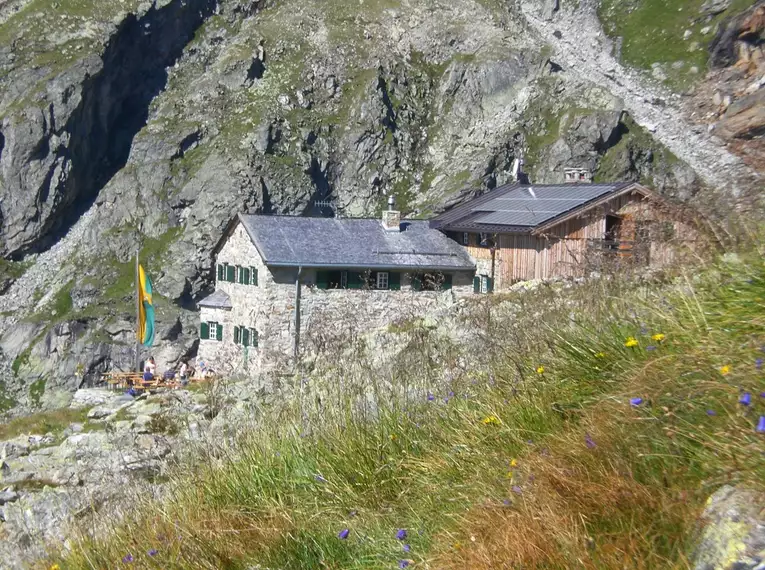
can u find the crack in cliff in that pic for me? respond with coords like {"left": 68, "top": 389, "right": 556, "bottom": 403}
{"left": 25, "top": 0, "right": 218, "bottom": 255}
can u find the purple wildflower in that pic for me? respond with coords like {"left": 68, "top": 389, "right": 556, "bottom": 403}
{"left": 315, "top": 474, "right": 327, "bottom": 483}
{"left": 503, "top": 498, "right": 511, "bottom": 506}
{"left": 740, "top": 392, "right": 752, "bottom": 406}
{"left": 585, "top": 434, "right": 596, "bottom": 449}
{"left": 396, "top": 529, "right": 407, "bottom": 541}
{"left": 338, "top": 529, "right": 350, "bottom": 540}
{"left": 630, "top": 397, "right": 643, "bottom": 407}
{"left": 427, "top": 393, "right": 435, "bottom": 401}
{"left": 122, "top": 554, "right": 134, "bottom": 563}
{"left": 449, "top": 391, "right": 455, "bottom": 398}
{"left": 399, "top": 561, "right": 410, "bottom": 569}
{"left": 761, "top": 392, "right": 765, "bottom": 399}
{"left": 757, "top": 416, "right": 765, "bottom": 433}
{"left": 512, "top": 485, "right": 523, "bottom": 494}
{"left": 403, "top": 544, "right": 411, "bottom": 552}
{"left": 646, "top": 345, "right": 657, "bottom": 351}
{"left": 706, "top": 409, "right": 717, "bottom": 416}
{"left": 757, "top": 358, "right": 763, "bottom": 370}
{"left": 148, "top": 549, "right": 158, "bottom": 557}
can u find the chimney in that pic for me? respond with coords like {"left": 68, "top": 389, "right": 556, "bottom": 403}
{"left": 564, "top": 167, "right": 592, "bottom": 183}
{"left": 382, "top": 195, "right": 401, "bottom": 232}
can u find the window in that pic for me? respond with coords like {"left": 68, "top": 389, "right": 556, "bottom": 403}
{"left": 217, "top": 264, "right": 225, "bottom": 281}
{"left": 234, "top": 326, "right": 259, "bottom": 347}
{"left": 462, "top": 232, "right": 469, "bottom": 245}
{"left": 376, "top": 271, "right": 389, "bottom": 290}
{"left": 201, "top": 321, "right": 223, "bottom": 341}
{"left": 250, "top": 267, "right": 259, "bottom": 286}
{"left": 237, "top": 266, "right": 250, "bottom": 285}
{"left": 316, "top": 270, "right": 349, "bottom": 289}
{"left": 413, "top": 273, "right": 452, "bottom": 291}
{"left": 473, "top": 275, "right": 494, "bottom": 294}
{"left": 479, "top": 233, "right": 493, "bottom": 247}
{"left": 226, "top": 264, "right": 235, "bottom": 282}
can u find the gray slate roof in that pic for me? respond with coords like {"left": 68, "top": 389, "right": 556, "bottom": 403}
{"left": 238, "top": 214, "right": 475, "bottom": 271}
{"left": 430, "top": 182, "right": 635, "bottom": 232}
{"left": 198, "top": 290, "right": 232, "bottom": 309}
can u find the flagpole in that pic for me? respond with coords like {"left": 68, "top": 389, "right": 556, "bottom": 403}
{"left": 135, "top": 247, "right": 140, "bottom": 373}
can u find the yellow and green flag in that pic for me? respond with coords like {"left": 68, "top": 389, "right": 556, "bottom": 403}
{"left": 137, "top": 264, "right": 155, "bottom": 347}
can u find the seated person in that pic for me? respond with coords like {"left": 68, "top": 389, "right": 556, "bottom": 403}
{"left": 142, "top": 369, "right": 154, "bottom": 385}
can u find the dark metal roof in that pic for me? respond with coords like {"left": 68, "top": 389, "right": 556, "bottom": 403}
{"left": 430, "top": 182, "right": 634, "bottom": 232}
{"left": 199, "top": 290, "right": 233, "bottom": 309}
{"left": 237, "top": 214, "right": 476, "bottom": 271}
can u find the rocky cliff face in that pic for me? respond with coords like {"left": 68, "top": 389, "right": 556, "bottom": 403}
{"left": 0, "top": 0, "right": 761, "bottom": 414}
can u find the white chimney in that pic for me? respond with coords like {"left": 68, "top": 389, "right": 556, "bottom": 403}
{"left": 382, "top": 195, "right": 401, "bottom": 232}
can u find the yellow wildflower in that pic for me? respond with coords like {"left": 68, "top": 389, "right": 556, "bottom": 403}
{"left": 389, "top": 434, "right": 397, "bottom": 441}
{"left": 509, "top": 458, "right": 518, "bottom": 467}
{"left": 481, "top": 415, "right": 500, "bottom": 426}
{"left": 594, "top": 352, "right": 606, "bottom": 358}
{"left": 49, "top": 565, "right": 61, "bottom": 570}
{"left": 719, "top": 365, "right": 731, "bottom": 376}
{"left": 651, "top": 333, "right": 666, "bottom": 342}
{"left": 506, "top": 470, "right": 514, "bottom": 479}
{"left": 624, "top": 337, "right": 639, "bottom": 348}
{"left": 454, "top": 542, "right": 462, "bottom": 550}
{"left": 536, "top": 366, "right": 545, "bottom": 375}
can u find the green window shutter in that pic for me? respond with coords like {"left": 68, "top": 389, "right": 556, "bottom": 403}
{"left": 200, "top": 322, "right": 209, "bottom": 340}
{"left": 242, "top": 267, "right": 250, "bottom": 285}
{"left": 242, "top": 327, "right": 250, "bottom": 347}
{"left": 226, "top": 265, "right": 235, "bottom": 282}
{"left": 487, "top": 277, "right": 494, "bottom": 293}
{"left": 316, "top": 271, "right": 329, "bottom": 290}
{"left": 442, "top": 274, "right": 453, "bottom": 290}
{"left": 250, "top": 328, "right": 258, "bottom": 347}
{"left": 473, "top": 276, "right": 480, "bottom": 293}
{"left": 411, "top": 275, "right": 422, "bottom": 291}
{"left": 347, "top": 272, "right": 362, "bottom": 290}
{"left": 251, "top": 267, "right": 258, "bottom": 286}
{"left": 216, "top": 324, "right": 223, "bottom": 341}
{"left": 389, "top": 272, "right": 401, "bottom": 291}
{"left": 217, "top": 264, "right": 224, "bottom": 281}
{"left": 234, "top": 326, "right": 241, "bottom": 345}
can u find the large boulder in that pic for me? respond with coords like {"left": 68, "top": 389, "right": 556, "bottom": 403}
{"left": 693, "top": 485, "right": 765, "bottom": 570}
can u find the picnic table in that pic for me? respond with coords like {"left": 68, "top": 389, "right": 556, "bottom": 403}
{"left": 100, "top": 372, "right": 182, "bottom": 392}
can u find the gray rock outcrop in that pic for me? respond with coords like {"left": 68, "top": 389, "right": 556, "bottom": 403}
{"left": 693, "top": 485, "right": 765, "bottom": 570}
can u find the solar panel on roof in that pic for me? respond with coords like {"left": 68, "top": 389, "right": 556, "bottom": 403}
{"left": 476, "top": 210, "right": 551, "bottom": 226}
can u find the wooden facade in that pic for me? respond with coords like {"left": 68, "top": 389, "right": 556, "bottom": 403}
{"left": 452, "top": 192, "right": 697, "bottom": 290}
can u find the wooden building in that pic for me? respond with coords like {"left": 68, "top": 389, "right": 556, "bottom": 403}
{"left": 430, "top": 181, "right": 696, "bottom": 291}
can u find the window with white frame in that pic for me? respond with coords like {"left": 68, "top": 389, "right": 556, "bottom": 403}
{"left": 462, "top": 232, "right": 469, "bottom": 245}
{"left": 376, "top": 271, "right": 389, "bottom": 290}
{"left": 480, "top": 275, "right": 489, "bottom": 294}
{"left": 208, "top": 322, "right": 218, "bottom": 340}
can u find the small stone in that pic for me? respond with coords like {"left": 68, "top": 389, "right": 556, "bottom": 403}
{"left": 0, "top": 490, "right": 19, "bottom": 505}
{"left": 683, "top": 29, "right": 692, "bottom": 40}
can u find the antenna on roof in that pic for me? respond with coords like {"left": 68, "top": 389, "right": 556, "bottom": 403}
{"left": 313, "top": 199, "right": 337, "bottom": 217}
